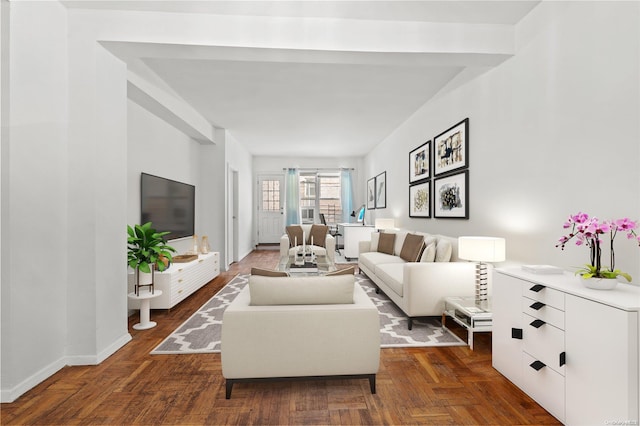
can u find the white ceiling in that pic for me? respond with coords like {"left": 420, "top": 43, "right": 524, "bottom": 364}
{"left": 66, "top": 1, "right": 540, "bottom": 157}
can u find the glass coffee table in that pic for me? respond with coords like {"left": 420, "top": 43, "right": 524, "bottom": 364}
{"left": 277, "top": 253, "right": 337, "bottom": 276}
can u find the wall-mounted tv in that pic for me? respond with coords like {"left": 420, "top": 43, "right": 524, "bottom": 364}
{"left": 141, "top": 173, "right": 195, "bottom": 240}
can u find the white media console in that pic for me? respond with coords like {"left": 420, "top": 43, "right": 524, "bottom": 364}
{"left": 128, "top": 252, "right": 220, "bottom": 310}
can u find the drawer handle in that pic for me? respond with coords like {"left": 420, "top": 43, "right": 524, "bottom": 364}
{"left": 530, "top": 360, "right": 546, "bottom": 371}
{"left": 199, "top": 259, "right": 204, "bottom": 263}
{"left": 530, "top": 301, "right": 545, "bottom": 310}
{"left": 511, "top": 328, "right": 523, "bottom": 340}
{"left": 178, "top": 268, "right": 183, "bottom": 272}
{"left": 178, "top": 279, "right": 183, "bottom": 283}
{"left": 560, "top": 352, "right": 566, "bottom": 367}
{"left": 178, "top": 289, "right": 183, "bottom": 293}
{"left": 530, "top": 319, "right": 546, "bottom": 328}
{"left": 529, "top": 284, "right": 545, "bottom": 292}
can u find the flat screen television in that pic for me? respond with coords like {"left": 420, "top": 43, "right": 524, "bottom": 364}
{"left": 140, "top": 173, "right": 195, "bottom": 240}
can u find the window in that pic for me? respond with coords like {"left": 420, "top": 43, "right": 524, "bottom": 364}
{"left": 261, "top": 179, "right": 280, "bottom": 211}
{"left": 298, "top": 173, "right": 341, "bottom": 224}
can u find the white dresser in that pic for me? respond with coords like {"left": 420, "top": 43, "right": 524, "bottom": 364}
{"left": 128, "top": 252, "right": 220, "bottom": 310}
{"left": 493, "top": 267, "right": 639, "bottom": 425}
{"left": 337, "top": 223, "right": 374, "bottom": 259}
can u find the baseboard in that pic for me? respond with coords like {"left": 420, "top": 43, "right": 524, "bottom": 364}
{"left": 1, "top": 332, "right": 132, "bottom": 403}
{"left": 1, "top": 357, "right": 66, "bottom": 403}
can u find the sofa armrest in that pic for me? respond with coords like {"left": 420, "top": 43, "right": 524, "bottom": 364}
{"left": 359, "top": 240, "right": 372, "bottom": 255}
{"left": 402, "top": 262, "right": 489, "bottom": 316}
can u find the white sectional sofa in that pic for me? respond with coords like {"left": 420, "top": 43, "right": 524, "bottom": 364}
{"left": 221, "top": 274, "right": 380, "bottom": 398}
{"left": 280, "top": 224, "right": 336, "bottom": 264}
{"left": 358, "top": 231, "right": 485, "bottom": 329}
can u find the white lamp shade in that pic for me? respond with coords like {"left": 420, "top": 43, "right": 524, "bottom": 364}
{"left": 375, "top": 218, "right": 395, "bottom": 230}
{"left": 458, "top": 236, "right": 506, "bottom": 262}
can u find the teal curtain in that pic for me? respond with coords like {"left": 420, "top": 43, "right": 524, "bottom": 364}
{"left": 284, "top": 168, "right": 300, "bottom": 226}
{"left": 340, "top": 169, "right": 354, "bottom": 223}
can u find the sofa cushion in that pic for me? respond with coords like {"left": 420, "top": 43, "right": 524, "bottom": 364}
{"left": 251, "top": 267, "right": 289, "bottom": 277}
{"left": 435, "top": 239, "right": 452, "bottom": 262}
{"left": 286, "top": 225, "right": 304, "bottom": 247}
{"left": 308, "top": 224, "right": 328, "bottom": 247}
{"left": 359, "top": 251, "right": 405, "bottom": 273}
{"left": 399, "top": 233, "right": 425, "bottom": 262}
{"left": 420, "top": 242, "right": 436, "bottom": 262}
{"left": 375, "top": 263, "right": 404, "bottom": 297}
{"left": 378, "top": 233, "right": 396, "bottom": 255}
{"left": 393, "top": 231, "right": 409, "bottom": 256}
{"left": 370, "top": 232, "right": 380, "bottom": 252}
{"left": 249, "top": 275, "right": 354, "bottom": 305}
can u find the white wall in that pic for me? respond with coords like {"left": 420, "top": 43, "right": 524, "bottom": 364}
{"left": 127, "top": 100, "right": 202, "bottom": 254}
{"left": 365, "top": 2, "right": 640, "bottom": 279}
{"left": 225, "top": 131, "right": 254, "bottom": 262}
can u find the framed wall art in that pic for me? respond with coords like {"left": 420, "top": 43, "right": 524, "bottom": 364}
{"left": 409, "top": 141, "right": 430, "bottom": 183}
{"left": 434, "top": 118, "right": 468, "bottom": 176}
{"left": 409, "top": 181, "right": 430, "bottom": 218}
{"left": 375, "top": 171, "right": 386, "bottom": 209}
{"left": 434, "top": 170, "right": 468, "bottom": 219}
{"left": 367, "top": 177, "right": 376, "bottom": 209}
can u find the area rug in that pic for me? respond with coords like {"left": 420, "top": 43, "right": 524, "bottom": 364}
{"left": 151, "top": 274, "right": 465, "bottom": 354}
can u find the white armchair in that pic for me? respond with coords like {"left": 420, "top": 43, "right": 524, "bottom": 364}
{"left": 279, "top": 224, "right": 336, "bottom": 263}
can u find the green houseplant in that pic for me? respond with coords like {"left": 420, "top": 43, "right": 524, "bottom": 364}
{"left": 127, "top": 222, "right": 177, "bottom": 274}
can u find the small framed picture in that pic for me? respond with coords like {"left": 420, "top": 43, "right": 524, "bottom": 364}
{"left": 375, "top": 171, "right": 386, "bottom": 209}
{"left": 434, "top": 118, "right": 468, "bottom": 176}
{"left": 409, "top": 141, "right": 430, "bottom": 183}
{"left": 434, "top": 170, "right": 468, "bottom": 219}
{"left": 367, "top": 177, "right": 376, "bottom": 209}
{"left": 409, "top": 181, "right": 430, "bottom": 218}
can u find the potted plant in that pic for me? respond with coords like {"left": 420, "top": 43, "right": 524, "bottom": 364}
{"left": 127, "top": 222, "right": 177, "bottom": 291}
{"left": 556, "top": 212, "right": 640, "bottom": 288}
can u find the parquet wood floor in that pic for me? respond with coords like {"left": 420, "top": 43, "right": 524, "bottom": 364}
{"left": 1, "top": 249, "right": 560, "bottom": 425}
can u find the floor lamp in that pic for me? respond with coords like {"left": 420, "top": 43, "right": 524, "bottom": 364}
{"left": 458, "top": 236, "right": 506, "bottom": 305}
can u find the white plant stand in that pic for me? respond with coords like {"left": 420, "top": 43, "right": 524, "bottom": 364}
{"left": 128, "top": 289, "right": 163, "bottom": 330}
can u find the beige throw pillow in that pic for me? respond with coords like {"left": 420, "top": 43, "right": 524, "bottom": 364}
{"left": 435, "top": 239, "right": 453, "bottom": 262}
{"left": 399, "top": 233, "right": 425, "bottom": 262}
{"left": 420, "top": 242, "right": 437, "bottom": 262}
{"left": 326, "top": 266, "right": 355, "bottom": 276}
{"left": 286, "top": 225, "right": 304, "bottom": 248}
{"left": 377, "top": 232, "right": 396, "bottom": 255}
{"left": 308, "top": 224, "right": 328, "bottom": 248}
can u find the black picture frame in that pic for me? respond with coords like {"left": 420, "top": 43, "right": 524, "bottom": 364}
{"left": 434, "top": 118, "right": 469, "bottom": 176}
{"left": 434, "top": 170, "right": 469, "bottom": 219}
{"left": 409, "top": 141, "right": 430, "bottom": 183}
{"left": 375, "top": 171, "right": 386, "bottom": 209}
{"left": 367, "top": 177, "right": 376, "bottom": 209}
{"left": 409, "top": 181, "right": 430, "bottom": 218}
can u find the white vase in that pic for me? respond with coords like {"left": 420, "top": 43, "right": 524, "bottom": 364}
{"left": 580, "top": 276, "right": 618, "bottom": 290}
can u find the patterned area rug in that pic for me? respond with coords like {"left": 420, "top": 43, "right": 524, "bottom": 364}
{"left": 151, "top": 274, "right": 465, "bottom": 354}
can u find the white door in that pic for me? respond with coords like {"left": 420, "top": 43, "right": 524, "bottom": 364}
{"left": 257, "top": 174, "right": 284, "bottom": 244}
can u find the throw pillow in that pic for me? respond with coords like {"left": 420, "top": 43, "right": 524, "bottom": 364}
{"left": 435, "top": 239, "right": 453, "bottom": 262}
{"left": 286, "top": 225, "right": 304, "bottom": 248}
{"left": 326, "top": 266, "right": 355, "bottom": 276}
{"left": 250, "top": 267, "right": 289, "bottom": 277}
{"left": 308, "top": 224, "right": 328, "bottom": 248}
{"left": 377, "top": 232, "right": 396, "bottom": 255}
{"left": 399, "top": 233, "right": 425, "bottom": 262}
{"left": 420, "top": 242, "right": 436, "bottom": 262}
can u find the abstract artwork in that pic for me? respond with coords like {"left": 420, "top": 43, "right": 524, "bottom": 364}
{"left": 434, "top": 118, "right": 468, "bottom": 176}
{"left": 376, "top": 171, "right": 386, "bottom": 209}
{"left": 367, "top": 177, "right": 376, "bottom": 209}
{"left": 434, "top": 171, "right": 468, "bottom": 219}
{"left": 409, "top": 181, "right": 430, "bottom": 218}
{"left": 409, "top": 141, "right": 430, "bottom": 183}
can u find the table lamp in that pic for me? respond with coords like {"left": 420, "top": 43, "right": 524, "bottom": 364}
{"left": 374, "top": 218, "right": 395, "bottom": 231}
{"left": 458, "top": 236, "right": 506, "bottom": 303}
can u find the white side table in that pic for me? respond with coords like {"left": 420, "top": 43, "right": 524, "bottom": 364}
{"left": 128, "top": 289, "right": 163, "bottom": 330}
{"left": 442, "top": 296, "right": 492, "bottom": 350}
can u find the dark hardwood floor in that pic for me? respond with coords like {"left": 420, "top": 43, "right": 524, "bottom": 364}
{"left": 1, "top": 249, "right": 560, "bottom": 425}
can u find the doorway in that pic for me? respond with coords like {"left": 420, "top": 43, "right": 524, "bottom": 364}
{"left": 257, "top": 173, "right": 284, "bottom": 244}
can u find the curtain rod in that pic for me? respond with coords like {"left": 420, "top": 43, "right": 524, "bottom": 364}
{"left": 282, "top": 167, "right": 354, "bottom": 171}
